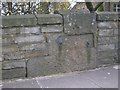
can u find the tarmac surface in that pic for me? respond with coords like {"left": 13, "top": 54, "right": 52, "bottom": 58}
{"left": 0, "top": 64, "right": 119, "bottom": 89}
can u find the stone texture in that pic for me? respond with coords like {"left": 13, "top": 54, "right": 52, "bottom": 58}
{"left": 2, "top": 28, "right": 20, "bottom": 35}
{"left": 27, "top": 56, "right": 63, "bottom": 77}
{"left": 97, "top": 50, "right": 117, "bottom": 59}
{"left": 2, "top": 15, "right": 37, "bottom": 27}
{"left": 98, "top": 36, "right": 118, "bottom": 44}
{"left": 97, "top": 57, "right": 117, "bottom": 65}
{"left": 14, "top": 35, "right": 45, "bottom": 44}
{"left": 4, "top": 50, "right": 48, "bottom": 60}
{"left": 99, "top": 29, "right": 114, "bottom": 36}
{"left": 2, "top": 60, "right": 26, "bottom": 69}
{"left": 20, "top": 27, "right": 41, "bottom": 35}
{"left": 114, "top": 29, "right": 118, "bottom": 35}
{"left": 19, "top": 43, "right": 47, "bottom": 51}
{"left": 60, "top": 34, "right": 96, "bottom": 72}
{"left": 2, "top": 45, "right": 19, "bottom": 54}
{"left": 2, "top": 68, "right": 26, "bottom": 80}
{"left": 41, "top": 25, "right": 63, "bottom": 33}
{"left": 2, "top": 38, "right": 14, "bottom": 46}
{"left": 98, "top": 22, "right": 118, "bottom": 29}
{"left": 62, "top": 11, "right": 97, "bottom": 35}
{"left": 97, "top": 12, "right": 118, "bottom": 21}
{"left": 37, "top": 14, "right": 62, "bottom": 25}
{"left": 97, "top": 44, "right": 115, "bottom": 51}
{"left": 45, "top": 33, "right": 63, "bottom": 56}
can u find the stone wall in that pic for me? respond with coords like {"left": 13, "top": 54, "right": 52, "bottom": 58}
{"left": 1, "top": 11, "right": 119, "bottom": 80}
{"left": 97, "top": 12, "right": 119, "bottom": 65}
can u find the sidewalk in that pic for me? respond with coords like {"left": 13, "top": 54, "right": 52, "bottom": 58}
{"left": 1, "top": 65, "right": 119, "bottom": 88}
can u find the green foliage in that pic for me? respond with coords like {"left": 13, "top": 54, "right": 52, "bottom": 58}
{"left": 97, "top": 5, "right": 104, "bottom": 12}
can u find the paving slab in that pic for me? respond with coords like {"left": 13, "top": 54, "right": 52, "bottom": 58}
{"left": 1, "top": 65, "right": 119, "bottom": 88}
{"left": 2, "top": 79, "right": 40, "bottom": 88}
{"left": 80, "top": 65, "right": 118, "bottom": 88}
{"left": 36, "top": 73, "right": 100, "bottom": 88}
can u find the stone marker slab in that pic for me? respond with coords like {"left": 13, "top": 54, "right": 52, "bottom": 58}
{"left": 59, "top": 10, "right": 97, "bottom": 35}
{"left": 60, "top": 34, "right": 96, "bottom": 72}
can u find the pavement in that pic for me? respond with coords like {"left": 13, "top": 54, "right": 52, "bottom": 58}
{"left": 0, "top": 64, "right": 119, "bottom": 89}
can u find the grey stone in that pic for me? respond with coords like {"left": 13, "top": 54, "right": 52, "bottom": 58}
{"left": 3, "top": 79, "right": 40, "bottom": 88}
{"left": 60, "top": 35, "right": 96, "bottom": 72}
{"left": 99, "top": 29, "right": 114, "bottom": 36}
{"left": 3, "top": 51, "right": 25, "bottom": 60}
{"left": 14, "top": 35, "right": 45, "bottom": 44}
{"left": 114, "top": 29, "right": 118, "bottom": 35}
{"left": 41, "top": 25, "right": 63, "bottom": 33}
{"left": 97, "top": 57, "right": 118, "bottom": 65}
{"left": 38, "top": 74, "right": 99, "bottom": 88}
{"left": 62, "top": 12, "right": 97, "bottom": 35}
{"left": 97, "top": 44, "right": 115, "bottom": 51}
{"left": 2, "top": 45, "right": 19, "bottom": 54}
{"left": 2, "top": 15, "right": 37, "bottom": 27}
{"left": 97, "top": 12, "right": 118, "bottom": 21}
{"left": 45, "top": 33, "right": 63, "bottom": 56}
{"left": 2, "top": 60, "right": 26, "bottom": 69}
{"left": 3, "top": 50, "right": 48, "bottom": 60}
{"left": 2, "top": 28, "right": 20, "bottom": 35}
{"left": 2, "top": 38, "right": 14, "bottom": 46}
{"left": 37, "top": 14, "right": 62, "bottom": 25}
{"left": 98, "top": 22, "right": 118, "bottom": 29}
{"left": 19, "top": 43, "right": 47, "bottom": 51}
{"left": 82, "top": 66, "right": 118, "bottom": 88}
{"left": 98, "top": 36, "right": 118, "bottom": 44}
{"left": 20, "top": 27, "right": 41, "bottom": 35}
{"left": 2, "top": 68, "right": 26, "bottom": 79}
{"left": 27, "top": 56, "right": 63, "bottom": 77}
{"left": 97, "top": 50, "right": 117, "bottom": 59}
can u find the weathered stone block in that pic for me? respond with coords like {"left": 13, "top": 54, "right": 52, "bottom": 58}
{"left": 98, "top": 36, "right": 118, "bottom": 44}
{"left": 97, "top": 44, "right": 115, "bottom": 51}
{"left": 2, "top": 28, "right": 20, "bottom": 35}
{"left": 2, "top": 38, "right": 14, "bottom": 46}
{"left": 114, "top": 29, "right": 118, "bottom": 35}
{"left": 99, "top": 29, "right": 114, "bottom": 36}
{"left": 97, "top": 12, "right": 118, "bottom": 21}
{"left": 27, "top": 56, "right": 63, "bottom": 77}
{"left": 3, "top": 50, "right": 48, "bottom": 60}
{"left": 14, "top": 35, "right": 45, "bottom": 44}
{"left": 2, "top": 45, "right": 19, "bottom": 54}
{"left": 2, "top": 15, "right": 37, "bottom": 27}
{"left": 60, "top": 34, "right": 96, "bottom": 72}
{"left": 37, "top": 14, "right": 62, "bottom": 25}
{"left": 41, "top": 25, "right": 63, "bottom": 33}
{"left": 19, "top": 43, "right": 47, "bottom": 51}
{"left": 98, "top": 22, "right": 118, "bottom": 29}
{"left": 97, "top": 50, "right": 117, "bottom": 59}
{"left": 60, "top": 10, "right": 97, "bottom": 35}
{"left": 97, "top": 57, "right": 117, "bottom": 66}
{"left": 20, "top": 27, "right": 40, "bottom": 35}
{"left": 2, "top": 60, "right": 26, "bottom": 69}
{"left": 2, "top": 68, "right": 26, "bottom": 80}
{"left": 3, "top": 51, "right": 25, "bottom": 60}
